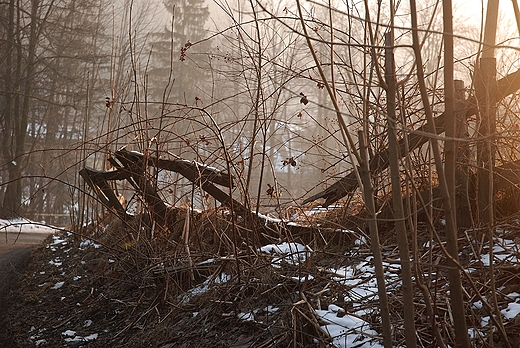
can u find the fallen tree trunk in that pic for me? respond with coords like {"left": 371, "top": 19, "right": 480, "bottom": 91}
{"left": 81, "top": 149, "right": 357, "bottom": 245}
{"left": 81, "top": 149, "right": 249, "bottom": 241}
{"left": 303, "top": 68, "right": 520, "bottom": 207}
{"left": 113, "top": 150, "right": 247, "bottom": 216}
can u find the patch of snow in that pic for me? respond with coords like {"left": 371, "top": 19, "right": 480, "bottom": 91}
{"left": 255, "top": 211, "right": 282, "bottom": 223}
{"left": 260, "top": 242, "right": 308, "bottom": 265}
{"left": 354, "top": 235, "right": 367, "bottom": 246}
{"left": 507, "top": 292, "right": 520, "bottom": 300}
{"left": 305, "top": 205, "right": 341, "bottom": 216}
{"left": 51, "top": 281, "right": 64, "bottom": 290}
{"left": 62, "top": 330, "right": 98, "bottom": 343}
{"left": 238, "top": 312, "right": 255, "bottom": 321}
{"left": 502, "top": 301, "right": 520, "bottom": 319}
{"left": 290, "top": 274, "right": 314, "bottom": 282}
{"left": 197, "top": 258, "right": 216, "bottom": 265}
{"left": 265, "top": 305, "right": 279, "bottom": 313}
{"left": 84, "top": 333, "right": 98, "bottom": 341}
{"left": 180, "top": 273, "right": 232, "bottom": 305}
{"left": 472, "top": 300, "right": 483, "bottom": 310}
{"left": 79, "top": 239, "right": 101, "bottom": 250}
{"left": 468, "top": 327, "right": 482, "bottom": 339}
{"left": 50, "top": 235, "right": 68, "bottom": 246}
{"left": 316, "top": 304, "right": 384, "bottom": 348}
{"left": 62, "top": 330, "right": 76, "bottom": 337}
{"left": 0, "top": 218, "right": 59, "bottom": 233}
{"left": 481, "top": 238, "right": 520, "bottom": 266}
{"left": 49, "top": 258, "right": 62, "bottom": 267}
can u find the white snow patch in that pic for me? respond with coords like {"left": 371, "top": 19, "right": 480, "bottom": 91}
{"left": 255, "top": 212, "right": 282, "bottom": 223}
{"left": 502, "top": 301, "right": 520, "bottom": 319}
{"left": 265, "top": 305, "right": 279, "bottom": 313}
{"left": 84, "top": 333, "right": 99, "bottom": 341}
{"left": 0, "top": 218, "right": 59, "bottom": 233}
{"left": 180, "top": 273, "right": 232, "bottom": 305}
{"left": 305, "top": 205, "right": 341, "bottom": 216}
{"left": 354, "top": 235, "right": 367, "bottom": 246}
{"left": 50, "top": 236, "right": 68, "bottom": 246}
{"left": 260, "top": 242, "right": 308, "bottom": 265}
{"left": 79, "top": 239, "right": 101, "bottom": 250}
{"left": 197, "top": 258, "right": 216, "bottom": 265}
{"left": 62, "top": 330, "right": 98, "bottom": 343}
{"left": 472, "top": 300, "right": 483, "bottom": 310}
{"left": 49, "top": 259, "right": 62, "bottom": 267}
{"left": 238, "top": 312, "right": 255, "bottom": 321}
{"left": 51, "top": 281, "right": 64, "bottom": 290}
{"left": 62, "top": 330, "right": 76, "bottom": 337}
{"left": 316, "top": 304, "right": 384, "bottom": 348}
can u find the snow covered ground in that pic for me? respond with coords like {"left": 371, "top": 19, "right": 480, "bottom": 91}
{"left": 0, "top": 218, "right": 60, "bottom": 234}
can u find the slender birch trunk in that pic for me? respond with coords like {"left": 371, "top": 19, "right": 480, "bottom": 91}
{"left": 384, "top": 31, "right": 417, "bottom": 348}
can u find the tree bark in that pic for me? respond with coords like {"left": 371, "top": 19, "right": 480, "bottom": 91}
{"left": 358, "top": 131, "right": 392, "bottom": 348}
{"left": 384, "top": 30, "right": 417, "bottom": 348}
{"left": 442, "top": 1, "right": 470, "bottom": 346}
{"left": 0, "top": 0, "right": 17, "bottom": 218}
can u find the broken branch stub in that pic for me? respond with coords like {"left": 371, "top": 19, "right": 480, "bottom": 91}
{"left": 79, "top": 167, "right": 129, "bottom": 220}
{"left": 114, "top": 150, "right": 172, "bottom": 237}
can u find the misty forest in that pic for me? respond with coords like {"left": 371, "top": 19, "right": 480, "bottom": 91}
{"left": 4, "top": 0, "right": 520, "bottom": 347}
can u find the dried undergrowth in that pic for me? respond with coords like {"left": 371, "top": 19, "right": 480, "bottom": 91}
{"left": 4, "top": 204, "right": 520, "bottom": 347}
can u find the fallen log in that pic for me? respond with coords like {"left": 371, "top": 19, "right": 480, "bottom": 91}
{"left": 81, "top": 149, "right": 248, "bottom": 241}
{"left": 303, "top": 67, "right": 520, "bottom": 207}
{"left": 113, "top": 150, "right": 247, "bottom": 215}
{"left": 113, "top": 150, "right": 235, "bottom": 188}
{"left": 81, "top": 149, "right": 358, "bottom": 246}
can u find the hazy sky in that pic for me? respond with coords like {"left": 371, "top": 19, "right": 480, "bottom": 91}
{"left": 453, "top": 0, "right": 516, "bottom": 27}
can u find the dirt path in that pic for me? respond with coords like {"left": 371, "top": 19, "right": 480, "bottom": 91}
{"left": 0, "top": 231, "right": 52, "bottom": 345}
